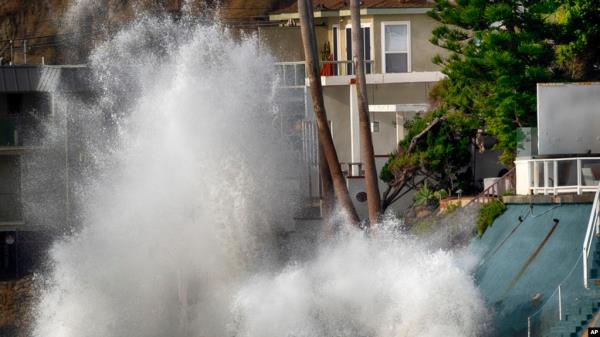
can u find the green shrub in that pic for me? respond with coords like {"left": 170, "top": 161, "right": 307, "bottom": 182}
{"left": 477, "top": 199, "right": 506, "bottom": 237}
{"left": 414, "top": 183, "right": 434, "bottom": 206}
{"left": 414, "top": 183, "right": 448, "bottom": 208}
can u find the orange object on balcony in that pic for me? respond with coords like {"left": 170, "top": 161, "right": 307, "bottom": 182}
{"left": 320, "top": 53, "right": 334, "bottom": 76}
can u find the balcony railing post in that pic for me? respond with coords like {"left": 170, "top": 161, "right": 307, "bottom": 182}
{"left": 584, "top": 247, "right": 588, "bottom": 289}
{"left": 577, "top": 159, "right": 582, "bottom": 195}
{"left": 533, "top": 161, "right": 539, "bottom": 193}
{"left": 553, "top": 161, "right": 558, "bottom": 195}
{"left": 544, "top": 160, "right": 549, "bottom": 195}
{"left": 558, "top": 284, "right": 562, "bottom": 320}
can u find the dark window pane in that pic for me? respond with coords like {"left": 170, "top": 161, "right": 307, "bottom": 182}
{"left": 7, "top": 94, "right": 22, "bottom": 115}
{"left": 284, "top": 64, "right": 295, "bottom": 86}
{"left": 385, "top": 53, "right": 408, "bottom": 73}
{"left": 333, "top": 27, "right": 338, "bottom": 75}
{"left": 346, "top": 28, "right": 352, "bottom": 75}
{"left": 346, "top": 26, "right": 371, "bottom": 75}
{"left": 0, "top": 156, "right": 21, "bottom": 221}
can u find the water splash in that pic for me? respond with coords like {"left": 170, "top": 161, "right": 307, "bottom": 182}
{"left": 33, "top": 13, "right": 488, "bottom": 337}
{"left": 232, "top": 225, "right": 487, "bottom": 337}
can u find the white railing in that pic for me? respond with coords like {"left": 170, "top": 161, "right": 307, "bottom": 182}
{"left": 275, "top": 61, "right": 306, "bottom": 88}
{"left": 274, "top": 60, "right": 375, "bottom": 88}
{"left": 583, "top": 181, "right": 600, "bottom": 288}
{"left": 520, "top": 157, "right": 600, "bottom": 195}
{"left": 464, "top": 168, "right": 516, "bottom": 207}
{"left": 320, "top": 60, "right": 374, "bottom": 76}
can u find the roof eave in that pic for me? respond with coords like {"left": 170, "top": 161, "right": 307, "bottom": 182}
{"left": 268, "top": 7, "right": 431, "bottom": 21}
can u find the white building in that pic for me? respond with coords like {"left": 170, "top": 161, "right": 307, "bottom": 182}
{"left": 515, "top": 82, "right": 600, "bottom": 196}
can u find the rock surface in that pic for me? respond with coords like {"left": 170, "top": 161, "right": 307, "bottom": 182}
{"left": 0, "top": 276, "right": 36, "bottom": 337}
{"left": 0, "top": 0, "right": 287, "bottom": 64}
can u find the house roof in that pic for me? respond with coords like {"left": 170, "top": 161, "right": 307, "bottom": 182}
{"left": 270, "top": 0, "right": 434, "bottom": 15}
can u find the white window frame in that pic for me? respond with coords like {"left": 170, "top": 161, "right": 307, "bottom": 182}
{"left": 344, "top": 22, "right": 374, "bottom": 62}
{"left": 381, "top": 21, "right": 411, "bottom": 73}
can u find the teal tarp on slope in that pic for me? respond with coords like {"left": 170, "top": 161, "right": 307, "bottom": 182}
{"left": 470, "top": 203, "right": 592, "bottom": 337}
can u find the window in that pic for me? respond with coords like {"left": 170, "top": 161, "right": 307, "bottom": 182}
{"left": 6, "top": 94, "right": 22, "bottom": 115}
{"left": 345, "top": 24, "right": 372, "bottom": 75}
{"left": 382, "top": 22, "right": 410, "bottom": 73}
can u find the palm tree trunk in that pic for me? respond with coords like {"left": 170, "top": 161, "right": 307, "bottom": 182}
{"left": 298, "top": 0, "right": 360, "bottom": 226}
{"left": 350, "top": 0, "right": 381, "bottom": 225}
{"left": 319, "top": 143, "right": 335, "bottom": 231}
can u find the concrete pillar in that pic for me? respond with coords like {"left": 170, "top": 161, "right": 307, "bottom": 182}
{"left": 515, "top": 159, "right": 532, "bottom": 195}
{"left": 349, "top": 84, "right": 360, "bottom": 174}
{"left": 396, "top": 112, "right": 405, "bottom": 144}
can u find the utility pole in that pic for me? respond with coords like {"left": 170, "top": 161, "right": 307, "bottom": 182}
{"left": 350, "top": 0, "right": 381, "bottom": 225}
{"left": 298, "top": 0, "right": 360, "bottom": 226}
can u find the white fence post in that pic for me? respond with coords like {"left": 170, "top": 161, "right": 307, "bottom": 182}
{"left": 558, "top": 284, "right": 562, "bottom": 321}
{"left": 544, "top": 160, "right": 549, "bottom": 195}
{"left": 584, "top": 248, "right": 589, "bottom": 289}
{"left": 533, "top": 161, "right": 539, "bottom": 192}
{"left": 577, "top": 159, "right": 582, "bottom": 195}
{"left": 553, "top": 161, "right": 558, "bottom": 194}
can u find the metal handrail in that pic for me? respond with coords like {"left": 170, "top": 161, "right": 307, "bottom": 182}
{"left": 463, "top": 167, "right": 516, "bottom": 208}
{"left": 321, "top": 59, "right": 374, "bottom": 76}
{"left": 274, "top": 60, "right": 376, "bottom": 82}
{"left": 321, "top": 60, "right": 374, "bottom": 65}
{"left": 527, "top": 156, "right": 600, "bottom": 162}
{"left": 527, "top": 252, "right": 585, "bottom": 337}
{"left": 583, "top": 181, "right": 600, "bottom": 288}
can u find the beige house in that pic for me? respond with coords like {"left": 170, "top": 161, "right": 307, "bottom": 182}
{"left": 260, "top": 0, "right": 446, "bottom": 215}
{"left": 263, "top": 0, "right": 445, "bottom": 164}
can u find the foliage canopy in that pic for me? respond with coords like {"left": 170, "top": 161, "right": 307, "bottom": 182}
{"left": 381, "top": 0, "right": 600, "bottom": 209}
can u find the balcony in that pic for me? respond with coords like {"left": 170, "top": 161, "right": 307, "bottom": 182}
{"left": 320, "top": 60, "right": 374, "bottom": 76}
{"left": 275, "top": 60, "right": 375, "bottom": 88}
{"left": 515, "top": 156, "right": 600, "bottom": 195}
{"left": 275, "top": 60, "right": 444, "bottom": 87}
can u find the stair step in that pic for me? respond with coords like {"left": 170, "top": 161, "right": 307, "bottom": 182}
{"left": 550, "top": 329, "right": 577, "bottom": 337}
{"left": 550, "top": 325, "right": 577, "bottom": 337}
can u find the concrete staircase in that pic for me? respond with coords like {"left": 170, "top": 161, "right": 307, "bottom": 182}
{"left": 547, "top": 239, "right": 600, "bottom": 337}
{"left": 547, "top": 293, "right": 600, "bottom": 337}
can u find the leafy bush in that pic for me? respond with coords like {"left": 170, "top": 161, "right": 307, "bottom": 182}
{"left": 414, "top": 183, "right": 434, "bottom": 206}
{"left": 414, "top": 182, "right": 448, "bottom": 207}
{"left": 476, "top": 199, "right": 506, "bottom": 237}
